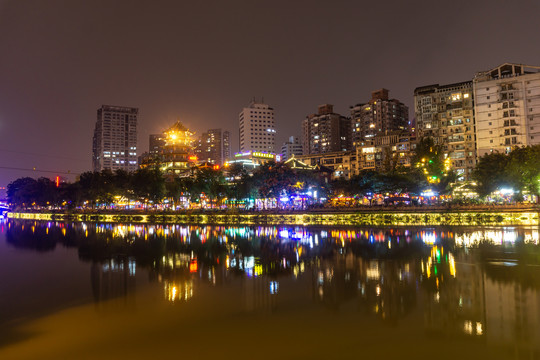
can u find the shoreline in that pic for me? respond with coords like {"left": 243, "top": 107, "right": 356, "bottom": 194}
{"left": 7, "top": 207, "right": 539, "bottom": 226}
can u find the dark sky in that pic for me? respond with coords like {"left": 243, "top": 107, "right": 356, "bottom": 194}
{"left": 0, "top": 0, "right": 539, "bottom": 186}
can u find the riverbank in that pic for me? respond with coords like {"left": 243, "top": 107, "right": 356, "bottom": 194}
{"left": 7, "top": 208, "right": 539, "bottom": 226}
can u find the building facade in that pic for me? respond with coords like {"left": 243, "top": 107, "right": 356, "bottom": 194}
{"left": 280, "top": 136, "right": 303, "bottom": 160}
{"left": 296, "top": 150, "right": 356, "bottom": 179}
{"left": 195, "top": 128, "right": 231, "bottom": 166}
{"left": 473, "top": 63, "right": 540, "bottom": 158}
{"left": 239, "top": 100, "right": 276, "bottom": 153}
{"left": 227, "top": 151, "right": 280, "bottom": 170}
{"left": 302, "top": 104, "right": 351, "bottom": 155}
{"left": 350, "top": 89, "right": 408, "bottom": 147}
{"left": 223, "top": 130, "right": 231, "bottom": 162}
{"left": 414, "top": 81, "right": 476, "bottom": 181}
{"left": 92, "top": 105, "right": 138, "bottom": 172}
{"left": 356, "top": 131, "right": 416, "bottom": 174}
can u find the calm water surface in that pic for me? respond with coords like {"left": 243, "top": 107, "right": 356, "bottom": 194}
{"left": 1, "top": 220, "right": 540, "bottom": 359}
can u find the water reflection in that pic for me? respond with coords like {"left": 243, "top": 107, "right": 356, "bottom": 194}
{"left": 3, "top": 220, "right": 540, "bottom": 358}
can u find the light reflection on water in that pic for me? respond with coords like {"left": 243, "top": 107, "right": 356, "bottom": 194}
{"left": 2, "top": 220, "right": 540, "bottom": 359}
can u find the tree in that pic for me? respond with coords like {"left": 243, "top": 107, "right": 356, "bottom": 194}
{"left": 193, "top": 168, "right": 226, "bottom": 208}
{"left": 34, "top": 177, "right": 58, "bottom": 206}
{"left": 165, "top": 177, "right": 193, "bottom": 209}
{"left": 253, "top": 162, "right": 297, "bottom": 208}
{"left": 473, "top": 152, "right": 511, "bottom": 197}
{"left": 113, "top": 169, "right": 132, "bottom": 202}
{"left": 225, "top": 164, "right": 250, "bottom": 207}
{"left": 7, "top": 177, "right": 38, "bottom": 207}
{"left": 412, "top": 137, "right": 455, "bottom": 194}
{"left": 506, "top": 146, "right": 540, "bottom": 200}
{"left": 412, "top": 137, "right": 443, "bottom": 179}
{"left": 131, "top": 168, "right": 165, "bottom": 207}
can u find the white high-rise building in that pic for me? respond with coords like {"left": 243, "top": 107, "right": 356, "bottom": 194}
{"left": 239, "top": 100, "right": 276, "bottom": 153}
{"left": 474, "top": 63, "right": 540, "bottom": 158}
{"left": 92, "top": 105, "right": 138, "bottom": 172}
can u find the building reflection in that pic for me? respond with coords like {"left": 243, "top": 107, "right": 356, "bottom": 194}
{"left": 5, "top": 219, "right": 540, "bottom": 356}
{"left": 484, "top": 263, "right": 540, "bottom": 358}
{"left": 421, "top": 246, "right": 486, "bottom": 338}
{"left": 91, "top": 257, "right": 137, "bottom": 304}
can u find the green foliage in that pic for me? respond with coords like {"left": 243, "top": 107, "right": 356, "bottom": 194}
{"left": 472, "top": 152, "right": 511, "bottom": 197}
{"left": 192, "top": 168, "right": 226, "bottom": 206}
{"left": 7, "top": 177, "right": 38, "bottom": 206}
{"left": 473, "top": 145, "right": 540, "bottom": 200}
{"left": 131, "top": 168, "right": 165, "bottom": 204}
{"left": 254, "top": 161, "right": 296, "bottom": 201}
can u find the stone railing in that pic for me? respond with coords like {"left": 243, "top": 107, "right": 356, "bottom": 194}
{"left": 7, "top": 210, "right": 539, "bottom": 227}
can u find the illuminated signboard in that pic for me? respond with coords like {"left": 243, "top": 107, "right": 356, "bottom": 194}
{"left": 252, "top": 152, "right": 274, "bottom": 159}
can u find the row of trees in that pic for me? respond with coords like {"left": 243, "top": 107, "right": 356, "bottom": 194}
{"left": 6, "top": 163, "right": 329, "bottom": 209}
{"left": 7, "top": 168, "right": 165, "bottom": 209}
{"left": 7, "top": 141, "right": 539, "bottom": 209}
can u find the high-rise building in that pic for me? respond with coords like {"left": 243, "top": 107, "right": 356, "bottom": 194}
{"left": 473, "top": 63, "right": 540, "bottom": 158}
{"left": 222, "top": 130, "right": 231, "bottom": 162}
{"left": 414, "top": 81, "right": 476, "bottom": 181}
{"left": 350, "top": 89, "right": 408, "bottom": 147}
{"left": 302, "top": 104, "right": 351, "bottom": 155}
{"left": 195, "top": 128, "right": 231, "bottom": 166}
{"left": 239, "top": 100, "right": 276, "bottom": 153}
{"left": 280, "top": 136, "right": 303, "bottom": 160}
{"left": 92, "top": 105, "right": 138, "bottom": 172}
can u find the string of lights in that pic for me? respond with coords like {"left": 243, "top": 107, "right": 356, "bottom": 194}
{"left": 0, "top": 166, "right": 79, "bottom": 176}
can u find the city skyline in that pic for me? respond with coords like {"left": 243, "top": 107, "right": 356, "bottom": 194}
{"left": 1, "top": 0, "right": 540, "bottom": 186}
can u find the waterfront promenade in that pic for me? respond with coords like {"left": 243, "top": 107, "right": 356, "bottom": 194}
{"left": 8, "top": 205, "right": 539, "bottom": 226}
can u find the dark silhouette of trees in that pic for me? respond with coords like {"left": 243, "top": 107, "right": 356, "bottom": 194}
{"left": 474, "top": 145, "right": 540, "bottom": 200}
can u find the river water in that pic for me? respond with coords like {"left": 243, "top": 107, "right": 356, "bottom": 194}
{"left": 1, "top": 220, "right": 540, "bottom": 359}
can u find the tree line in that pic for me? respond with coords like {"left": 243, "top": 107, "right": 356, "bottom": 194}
{"left": 6, "top": 163, "right": 329, "bottom": 209}
{"left": 7, "top": 141, "right": 540, "bottom": 209}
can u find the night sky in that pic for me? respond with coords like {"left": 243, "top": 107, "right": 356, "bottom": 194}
{"left": 0, "top": 0, "right": 539, "bottom": 186}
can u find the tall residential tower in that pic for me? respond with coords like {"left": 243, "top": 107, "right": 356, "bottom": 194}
{"left": 473, "top": 63, "right": 540, "bottom": 158}
{"left": 195, "top": 128, "right": 231, "bottom": 165}
{"left": 239, "top": 100, "right": 276, "bottom": 153}
{"left": 350, "top": 89, "right": 408, "bottom": 147}
{"left": 414, "top": 81, "right": 476, "bottom": 181}
{"left": 302, "top": 104, "right": 351, "bottom": 155}
{"left": 92, "top": 105, "right": 138, "bottom": 172}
